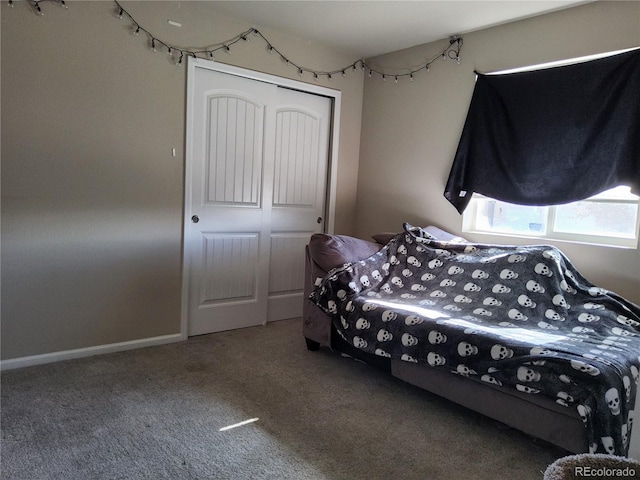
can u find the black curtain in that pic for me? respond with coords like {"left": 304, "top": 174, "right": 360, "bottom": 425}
{"left": 444, "top": 48, "right": 640, "bottom": 214}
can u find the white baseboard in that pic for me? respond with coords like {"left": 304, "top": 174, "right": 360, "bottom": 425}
{"left": 0, "top": 333, "right": 184, "bottom": 371}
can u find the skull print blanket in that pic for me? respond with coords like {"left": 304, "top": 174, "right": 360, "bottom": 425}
{"left": 310, "top": 224, "right": 640, "bottom": 456}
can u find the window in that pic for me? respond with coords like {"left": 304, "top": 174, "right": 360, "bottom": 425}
{"left": 462, "top": 187, "right": 640, "bottom": 248}
{"left": 454, "top": 49, "right": 640, "bottom": 248}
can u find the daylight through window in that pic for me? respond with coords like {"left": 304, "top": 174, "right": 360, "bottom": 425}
{"left": 462, "top": 187, "right": 639, "bottom": 248}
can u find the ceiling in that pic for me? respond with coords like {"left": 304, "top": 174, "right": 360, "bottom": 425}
{"left": 208, "top": 1, "right": 591, "bottom": 58}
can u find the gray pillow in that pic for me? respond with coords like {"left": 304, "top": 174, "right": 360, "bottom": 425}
{"left": 309, "top": 234, "right": 382, "bottom": 272}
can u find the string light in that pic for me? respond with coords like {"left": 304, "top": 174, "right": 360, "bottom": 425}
{"left": 367, "top": 36, "right": 463, "bottom": 83}
{"left": 110, "top": 0, "right": 463, "bottom": 82}
{"left": 5, "top": 0, "right": 64, "bottom": 9}
{"left": 7, "top": 0, "right": 463, "bottom": 83}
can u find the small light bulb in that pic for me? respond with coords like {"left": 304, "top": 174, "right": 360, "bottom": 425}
{"left": 394, "top": 76, "right": 398, "bottom": 84}
{"left": 410, "top": 74, "right": 414, "bottom": 82}
{"left": 118, "top": 8, "right": 123, "bottom": 19}
{"left": 209, "top": 51, "right": 214, "bottom": 59}
{"left": 342, "top": 70, "right": 346, "bottom": 77}
{"left": 267, "top": 45, "right": 274, "bottom": 54}
{"left": 151, "top": 39, "right": 156, "bottom": 52}
{"left": 298, "top": 68, "right": 304, "bottom": 77}
{"left": 314, "top": 73, "right": 319, "bottom": 81}
{"left": 225, "top": 45, "right": 231, "bottom": 55}
{"left": 382, "top": 74, "right": 386, "bottom": 82}
{"left": 134, "top": 26, "right": 140, "bottom": 36}
{"left": 167, "top": 47, "right": 172, "bottom": 56}
{"left": 328, "top": 74, "right": 332, "bottom": 82}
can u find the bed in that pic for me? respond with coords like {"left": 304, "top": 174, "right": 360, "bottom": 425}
{"left": 303, "top": 224, "right": 640, "bottom": 456}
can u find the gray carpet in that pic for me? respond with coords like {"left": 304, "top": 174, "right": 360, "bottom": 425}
{"left": 1, "top": 318, "right": 567, "bottom": 479}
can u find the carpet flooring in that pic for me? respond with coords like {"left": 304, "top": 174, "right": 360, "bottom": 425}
{"left": 1, "top": 318, "right": 568, "bottom": 479}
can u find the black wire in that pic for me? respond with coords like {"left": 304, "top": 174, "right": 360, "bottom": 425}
{"left": 110, "top": 0, "right": 462, "bottom": 79}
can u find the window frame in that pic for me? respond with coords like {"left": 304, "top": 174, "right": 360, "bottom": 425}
{"left": 462, "top": 190, "right": 640, "bottom": 249}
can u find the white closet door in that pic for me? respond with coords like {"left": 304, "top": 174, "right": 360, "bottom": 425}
{"left": 268, "top": 87, "right": 331, "bottom": 322}
{"left": 187, "top": 69, "right": 276, "bottom": 335}
{"left": 186, "top": 66, "right": 331, "bottom": 335}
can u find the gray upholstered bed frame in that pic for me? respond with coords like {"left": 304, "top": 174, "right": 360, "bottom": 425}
{"left": 302, "top": 234, "right": 588, "bottom": 454}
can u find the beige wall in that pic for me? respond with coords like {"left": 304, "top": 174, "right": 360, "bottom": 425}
{"left": 356, "top": 1, "right": 640, "bottom": 304}
{"left": 1, "top": 2, "right": 363, "bottom": 360}
{"left": 3, "top": 1, "right": 638, "bottom": 362}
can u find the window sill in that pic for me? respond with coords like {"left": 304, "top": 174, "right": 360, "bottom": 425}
{"left": 462, "top": 229, "right": 638, "bottom": 250}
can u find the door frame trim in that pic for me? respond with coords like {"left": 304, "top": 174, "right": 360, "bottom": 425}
{"left": 181, "top": 58, "right": 342, "bottom": 339}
